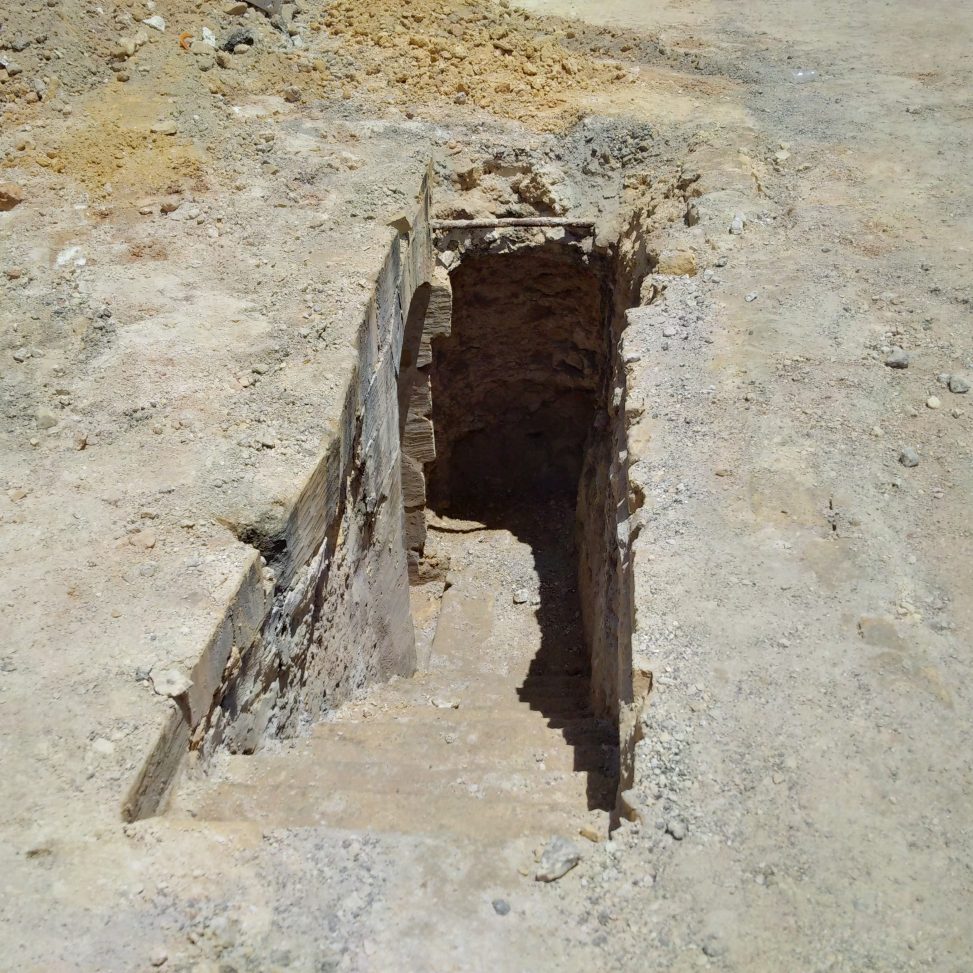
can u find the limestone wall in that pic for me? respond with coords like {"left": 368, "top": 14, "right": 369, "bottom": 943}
{"left": 123, "top": 171, "right": 435, "bottom": 820}
{"left": 576, "top": 210, "right": 651, "bottom": 726}
{"left": 398, "top": 268, "right": 452, "bottom": 579}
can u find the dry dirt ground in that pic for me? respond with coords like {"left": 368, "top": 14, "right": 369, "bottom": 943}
{"left": 1, "top": 0, "right": 972, "bottom": 970}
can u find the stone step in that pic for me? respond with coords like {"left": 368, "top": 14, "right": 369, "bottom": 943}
{"left": 173, "top": 775, "right": 599, "bottom": 840}
{"left": 196, "top": 752, "right": 614, "bottom": 809}
{"left": 166, "top": 512, "right": 623, "bottom": 845}
{"left": 384, "top": 679, "right": 596, "bottom": 703}
{"left": 349, "top": 681, "right": 606, "bottom": 714}
{"left": 383, "top": 668, "right": 593, "bottom": 689}
{"left": 407, "top": 669, "right": 593, "bottom": 688}
{"left": 366, "top": 698, "right": 600, "bottom": 724}
{"left": 372, "top": 684, "right": 596, "bottom": 710}
{"left": 311, "top": 726, "right": 615, "bottom": 773}
{"left": 333, "top": 706, "right": 618, "bottom": 744}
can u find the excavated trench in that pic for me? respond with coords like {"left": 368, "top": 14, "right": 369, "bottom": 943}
{"left": 432, "top": 247, "right": 617, "bottom": 809}
{"left": 400, "top": 235, "right": 637, "bottom": 818}
{"left": 153, "top": 215, "right": 641, "bottom": 838}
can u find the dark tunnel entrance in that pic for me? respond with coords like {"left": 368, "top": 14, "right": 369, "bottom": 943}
{"left": 423, "top": 244, "right": 621, "bottom": 811}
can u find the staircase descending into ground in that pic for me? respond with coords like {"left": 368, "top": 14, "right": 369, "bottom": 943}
{"left": 168, "top": 505, "right": 618, "bottom": 849}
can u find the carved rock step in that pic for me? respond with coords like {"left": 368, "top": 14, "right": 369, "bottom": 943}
{"left": 170, "top": 510, "right": 620, "bottom": 844}
{"left": 172, "top": 776, "right": 595, "bottom": 840}
{"left": 304, "top": 719, "right": 615, "bottom": 774}
{"left": 171, "top": 705, "right": 617, "bottom": 834}
{"left": 328, "top": 706, "right": 612, "bottom": 731}
{"left": 379, "top": 669, "right": 596, "bottom": 695}
{"left": 347, "top": 677, "right": 609, "bottom": 721}
{"left": 186, "top": 752, "right": 612, "bottom": 806}
{"left": 329, "top": 725, "right": 610, "bottom": 763}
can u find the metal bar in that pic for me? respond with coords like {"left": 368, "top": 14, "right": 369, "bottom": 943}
{"left": 244, "top": 0, "right": 282, "bottom": 15}
{"left": 430, "top": 218, "right": 596, "bottom": 230}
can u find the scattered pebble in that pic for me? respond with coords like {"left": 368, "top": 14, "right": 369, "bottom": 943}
{"left": 898, "top": 447, "right": 920, "bottom": 468}
{"left": 491, "top": 898, "right": 511, "bottom": 916}
{"left": 655, "top": 248, "right": 697, "bottom": 277}
{"left": 948, "top": 375, "right": 969, "bottom": 394}
{"left": 130, "top": 529, "right": 157, "bottom": 550}
{"left": 221, "top": 28, "right": 255, "bottom": 52}
{"left": 36, "top": 409, "right": 57, "bottom": 430}
{"left": 142, "top": 15, "right": 166, "bottom": 31}
{"left": 665, "top": 818, "right": 688, "bottom": 841}
{"left": 0, "top": 182, "right": 25, "bottom": 211}
{"left": 729, "top": 212, "right": 745, "bottom": 234}
{"left": 512, "top": 588, "right": 530, "bottom": 605}
{"left": 926, "top": 396, "right": 941, "bottom": 410}
{"left": 535, "top": 837, "right": 580, "bottom": 882}
{"left": 885, "top": 348, "right": 910, "bottom": 369}
{"left": 745, "top": 292, "right": 758, "bottom": 302}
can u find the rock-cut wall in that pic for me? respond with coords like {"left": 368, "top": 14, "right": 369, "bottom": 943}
{"left": 123, "top": 171, "right": 435, "bottom": 821}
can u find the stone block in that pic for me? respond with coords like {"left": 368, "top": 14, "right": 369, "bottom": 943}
{"left": 401, "top": 453, "right": 427, "bottom": 507}
{"left": 403, "top": 414, "right": 436, "bottom": 464}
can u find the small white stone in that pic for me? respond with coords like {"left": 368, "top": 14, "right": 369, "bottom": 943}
{"left": 535, "top": 837, "right": 580, "bottom": 882}
{"left": 55, "top": 246, "right": 82, "bottom": 268}
{"left": 150, "top": 670, "right": 192, "bottom": 698}
{"left": 926, "top": 395, "right": 941, "bottom": 410}
{"left": 142, "top": 15, "right": 166, "bottom": 31}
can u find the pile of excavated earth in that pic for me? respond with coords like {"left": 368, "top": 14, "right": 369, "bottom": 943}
{"left": 2, "top": 0, "right": 972, "bottom": 969}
